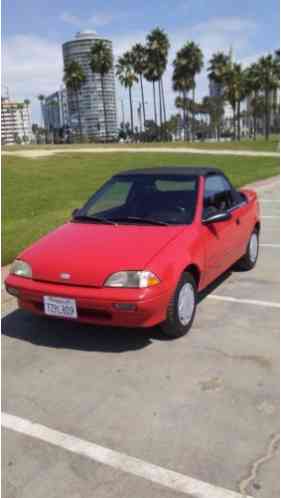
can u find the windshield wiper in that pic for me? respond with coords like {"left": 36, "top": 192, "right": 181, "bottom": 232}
{"left": 109, "top": 216, "right": 168, "bottom": 226}
{"left": 73, "top": 215, "right": 116, "bottom": 225}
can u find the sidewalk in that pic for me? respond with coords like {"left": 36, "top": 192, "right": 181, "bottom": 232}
{"left": 3, "top": 147, "right": 280, "bottom": 159}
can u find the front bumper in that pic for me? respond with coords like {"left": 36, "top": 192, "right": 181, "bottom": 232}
{"left": 5, "top": 274, "right": 171, "bottom": 328}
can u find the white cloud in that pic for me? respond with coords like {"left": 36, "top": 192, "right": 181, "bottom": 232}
{"left": 2, "top": 34, "right": 63, "bottom": 123}
{"left": 61, "top": 11, "right": 113, "bottom": 28}
{"left": 3, "top": 16, "right": 260, "bottom": 124}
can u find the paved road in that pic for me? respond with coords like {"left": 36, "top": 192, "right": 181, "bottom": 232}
{"left": 2, "top": 178, "right": 280, "bottom": 498}
{"left": 3, "top": 147, "right": 280, "bottom": 159}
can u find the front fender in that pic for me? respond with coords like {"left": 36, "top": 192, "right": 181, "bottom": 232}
{"left": 147, "top": 227, "right": 205, "bottom": 296}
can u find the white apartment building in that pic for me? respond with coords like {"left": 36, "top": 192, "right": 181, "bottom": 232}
{"left": 43, "top": 88, "right": 70, "bottom": 132}
{"left": 1, "top": 99, "right": 33, "bottom": 145}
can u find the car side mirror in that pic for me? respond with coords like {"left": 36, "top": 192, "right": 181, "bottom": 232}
{"left": 203, "top": 210, "right": 231, "bottom": 225}
{"left": 72, "top": 208, "right": 80, "bottom": 218}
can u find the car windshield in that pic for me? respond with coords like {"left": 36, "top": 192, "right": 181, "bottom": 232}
{"left": 74, "top": 174, "right": 199, "bottom": 225}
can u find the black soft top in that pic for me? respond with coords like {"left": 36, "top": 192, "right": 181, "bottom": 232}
{"left": 116, "top": 166, "right": 222, "bottom": 177}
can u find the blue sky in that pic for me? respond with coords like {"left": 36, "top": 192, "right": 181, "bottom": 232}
{"left": 3, "top": 0, "right": 280, "bottom": 123}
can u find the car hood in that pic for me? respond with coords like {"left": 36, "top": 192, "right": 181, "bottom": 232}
{"left": 20, "top": 222, "right": 184, "bottom": 287}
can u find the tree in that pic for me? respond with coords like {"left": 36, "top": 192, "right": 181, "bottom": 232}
{"left": 225, "top": 63, "right": 247, "bottom": 140}
{"left": 131, "top": 43, "right": 148, "bottom": 128}
{"left": 244, "top": 63, "right": 262, "bottom": 139}
{"left": 63, "top": 60, "right": 86, "bottom": 141}
{"left": 173, "top": 72, "right": 193, "bottom": 140}
{"left": 208, "top": 52, "right": 248, "bottom": 140}
{"left": 116, "top": 52, "right": 138, "bottom": 135}
{"left": 146, "top": 27, "right": 170, "bottom": 131}
{"left": 256, "top": 53, "right": 280, "bottom": 140}
{"left": 207, "top": 52, "right": 230, "bottom": 140}
{"left": 202, "top": 96, "right": 224, "bottom": 140}
{"left": 89, "top": 40, "right": 113, "bottom": 141}
{"left": 173, "top": 42, "right": 203, "bottom": 140}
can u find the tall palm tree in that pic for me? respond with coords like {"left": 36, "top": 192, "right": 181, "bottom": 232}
{"left": 272, "top": 49, "right": 280, "bottom": 132}
{"left": 244, "top": 63, "right": 262, "bottom": 139}
{"left": 24, "top": 99, "right": 31, "bottom": 141}
{"left": 89, "top": 40, "right": 113, "bottom": 141}
{"left": 202, "top": 95, "right": 224, "bottom": 140}
{"left": 38, "top": 94, "right": 45, "bottom": 128}
{"left": 256, "top": 53, "right": 279, "bottom": 140}
{"left": 172, "top": 68, "right": 193, "bottom": 140}
{"left": 174, "top": 42, "right": 203, "bottom": 141}
{"left": 144, "top": 63, "right": 159, "bottom": 127}
{"left": 63, "top": 60, "right": 86, "bottom": 141}
{"left": 207, "top": 52, "right": 230, "bottom": 140}
{"left": 225, "top": 63, "right": 247, "bottom": 140}
{"left": 146, "top": 27, "right": 170, "bottom": 135}
{"left": 131, "top": 43, "right": 148, "bottom": 128}
{"left": 116, "top": 52, "right": 138, "bottom": 135}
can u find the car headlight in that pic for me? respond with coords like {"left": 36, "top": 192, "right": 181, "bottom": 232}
{"left": 104, "top": 271, "right": 160, "bottom": 288}
{"left": 10, "top": 260, "right": 32, "bottom": 278}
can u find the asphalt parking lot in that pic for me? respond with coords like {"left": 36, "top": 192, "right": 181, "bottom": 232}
{"left": 2, "top": 177, "right": 280, "bottom": 498}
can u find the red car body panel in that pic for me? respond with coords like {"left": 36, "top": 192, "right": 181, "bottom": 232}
{"left": 5, "top": 175, "right": 260, "bottom": 328}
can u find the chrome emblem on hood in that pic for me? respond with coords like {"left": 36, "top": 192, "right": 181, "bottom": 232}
{"left": 60, "top": 272, "right": 71, "bottom": 280}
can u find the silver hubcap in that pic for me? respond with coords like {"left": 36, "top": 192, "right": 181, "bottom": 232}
{"left": 249, "top": 232, "right": 258, "bottom": 263}
{"left": 177, "top": 283, "right": 195, "bottom": 326}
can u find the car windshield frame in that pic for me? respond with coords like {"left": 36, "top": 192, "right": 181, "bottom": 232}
{"left": 74, "top": 173, "right": 199, "bottom": 226}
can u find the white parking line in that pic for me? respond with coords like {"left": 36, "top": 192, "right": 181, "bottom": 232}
{"left": 262, "top": 215, "right": 280, "bottom": 219}
{"left": 208, "top": 295, "right": 280, "bottom": 308}
{"left": 260, "top": 243, "right": 280, "bottom": 248}
{"left": 260, "top": 199, "right": 280, "bottom": 203}
{"left": 2, "top": 412, "right": 252, "bottom": 498}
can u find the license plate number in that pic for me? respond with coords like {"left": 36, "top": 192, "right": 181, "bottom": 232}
{"left": 43, "top": 296, "right": 77, "bottom": 319}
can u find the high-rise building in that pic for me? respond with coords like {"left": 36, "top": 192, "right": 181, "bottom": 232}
{"left": 43, "top": 88, "right": 70, "bottom": 132}
{"left": 209, "top": 79, "right": 224, "bottom": 98}
{"left": 1, "top": 99, "right": 33, "bottom": 145}
{"left": 62, "top": 31, "right": 118, "bottom": 141}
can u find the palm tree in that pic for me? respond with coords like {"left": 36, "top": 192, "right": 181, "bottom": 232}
{"left": 244, "top": 63, "right": 262, "bottom": 139}
{"left": 272, "top": 50, "right": 280, "bottom": 133}
{"left": 38, "top": 94, "right": 45, "bottom": 128}
{"left": 89, "top": 40, "right": 113, "bottom": 142}
{"left": 131, "top": 43, "right": 148, "bottom": 129}
{"left": 146, "top": 27, "right": 170, "bottom": 136}
{"left": 173, "top": 42, "right": 203, "bottom": 140}
{"left": 24, "top": 99, "right": 31, "bottom": 141}
{"left": 116, "top": 52, "right": 138, "bottom": 136}
{"left": 227, "top": 63, "right": 247, "bottom": 140}
{"left": 63, "top": 61, "right": 86, "bottom": 141}
{"left": 207, "top": 52, "right": 230, "bottom": 140}
{"left": 203, "top": 96, "right": 224, "bottom": 140}
{"left": 256, "top": 53, "right": 280, "bottom": 140}
{"left": 144, "top": 63, "right": 159, "bottom": 127}
{"left": 173, "top": 69, "right": 193, "bottom": 140}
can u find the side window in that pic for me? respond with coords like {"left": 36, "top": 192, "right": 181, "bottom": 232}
{"left": 203, "top": 175, "right": 234, "bottom": 217}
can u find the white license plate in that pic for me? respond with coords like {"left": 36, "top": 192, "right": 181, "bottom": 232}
{"left": 43, "top": 296, "right": 77, "bottom": 319}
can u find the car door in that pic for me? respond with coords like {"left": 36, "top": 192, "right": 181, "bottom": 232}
{"left": 201, "top": 174, "right": 240, "bottom": 287}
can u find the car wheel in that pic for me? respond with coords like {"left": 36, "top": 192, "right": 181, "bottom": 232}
{"left": 160, "top": 272, "right": 197, "bottom": 338}
{"left": 235, "top": 228, "right": 259, "bottom": 271}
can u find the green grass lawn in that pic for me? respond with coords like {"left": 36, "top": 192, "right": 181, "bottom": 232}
{"left": 2, "top": 152, "right": 279, "bottom": 265}
{"left": 4, "top": 134, "right": 280, "bottom": 153}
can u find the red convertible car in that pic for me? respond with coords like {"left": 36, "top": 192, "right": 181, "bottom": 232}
{"left": 5, "top": 167, "right": 260, "bottom": 338}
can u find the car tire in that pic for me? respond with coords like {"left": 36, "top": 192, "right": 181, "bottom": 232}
{"left": 160, "top": 272, "right": 197, "bottom": 338}
{"left": 235, "top": 228, "right": 259, "bottom": 271}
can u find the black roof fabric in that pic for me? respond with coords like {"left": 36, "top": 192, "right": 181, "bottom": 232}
{"left": 116, "top": 166, "right": 222, "bottom": 177}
